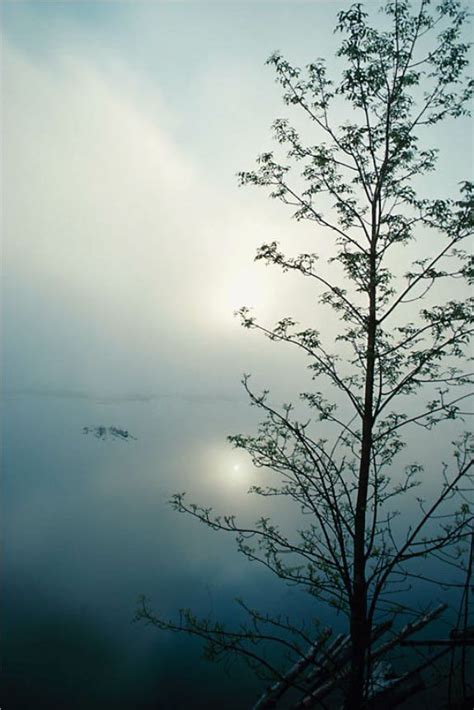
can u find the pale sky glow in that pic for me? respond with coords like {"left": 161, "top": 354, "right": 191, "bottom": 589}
{"left": 2, "top": 1, "right": 471, "bottom": 401}
{"left": 1, "top": 1, "right": 358, "bottom": 402}
{"left": 2, "top": 32, "right": 287, "bottom": 397}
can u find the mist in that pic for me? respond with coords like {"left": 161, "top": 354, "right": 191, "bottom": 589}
{"left": 1, "top": 2, "right": 472, "bottom": 708}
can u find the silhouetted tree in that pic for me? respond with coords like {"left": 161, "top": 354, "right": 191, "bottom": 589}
{"left": 138, "top": 2, "right": 473, "bottom": 707}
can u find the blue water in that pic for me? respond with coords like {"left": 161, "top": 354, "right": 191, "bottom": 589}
{"left": 2, "top": 392, "right": 321, "bottom": 708}
{"left": 2, "top": 392, "right": 471, "bottom": 708}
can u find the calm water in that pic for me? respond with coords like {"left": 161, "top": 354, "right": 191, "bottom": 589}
{"left": 2, "top": 392, "right": 470, "bottom": 708}
{"left": 2, "top": 392, "right": 321, "bottom": 708}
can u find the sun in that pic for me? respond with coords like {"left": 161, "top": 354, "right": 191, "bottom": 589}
{"left": 206, "top": 264, "right": 277, "bottom": 330}
{"left": 228, "top": 461, "right": 248, "bottom": 484}
{"left": 203, "top": 445, "right": 255, "bottom": 491}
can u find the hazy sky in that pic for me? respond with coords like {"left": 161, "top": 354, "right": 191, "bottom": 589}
{"left": 3, "top": 1, "right": 471, "bottom": 400}
{"left": 2, "top": 1, "right": 471, "bottom": 401}
{"left": 1, "top": 3, "right": 472, "bottom": 707}
{"left": 2, "top": 1, "right": 347, "bottom": 401}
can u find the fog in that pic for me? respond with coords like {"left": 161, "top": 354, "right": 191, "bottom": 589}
{"left": 1, "top": 2, "right": 472, "bottom": 708}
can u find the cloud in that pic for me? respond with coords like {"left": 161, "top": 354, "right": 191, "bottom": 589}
{"left": 2, "top": 37, "right": 289, "bottom": 396}
{"left": 5, "top": 7, "right": 468, "bottom": 404}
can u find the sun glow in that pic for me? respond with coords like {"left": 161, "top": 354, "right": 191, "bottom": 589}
{"left": 205, "top": 446, "right": 254, "bottom": 489}
{"left": 229, "top": 462, "right": 247, "bottom": 483}
{"left": 225, "top": 459, "right": 252, "bottom": 487}
{"left": 207, "top": 265, "right": 277, "bottom": 330}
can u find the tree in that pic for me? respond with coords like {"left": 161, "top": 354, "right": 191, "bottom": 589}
{"left": 138, "top": 2, "right": 473, "bottom": 707}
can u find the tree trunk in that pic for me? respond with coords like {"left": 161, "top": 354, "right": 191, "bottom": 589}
{"left": 347, "top": 234, "right": 377, "bottom": 709}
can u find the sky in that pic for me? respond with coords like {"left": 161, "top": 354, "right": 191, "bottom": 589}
{"left": 2, "top": 1, "right": 351, "bottom": 401}
{"left": 2, "top": 0, "right": 471, "bottom": 398}
{"left": 1, "top": 2, "right": 472, "bottom": 708}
